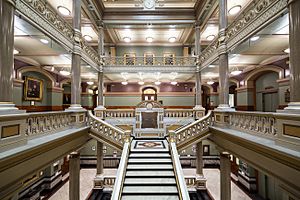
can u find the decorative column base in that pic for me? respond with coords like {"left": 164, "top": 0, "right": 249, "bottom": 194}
{"left": 66, "top": 104, "right": 86, "bottom": 111}
{"left": 94, "top": 174, "right": 105, "bottom": 189}
{"left": 0, "top": 103, "right": 25, "bottom": 115}
{"left": 214, "top": 104, "right": 235, "bottom": 111}
{"left": 213, "top": 109, "right": 233, "bottom": 127}
{"left": 94, "top": 105, "right": 106, "bottom": 119}
{"left": 193, "top": 105, "right": 205, "bottom": 119}
{"left": 195, "top": 174, "right": 207, "bottom": 190}
{"left": 278, "top": 102, "right": 300, "bottom": 114}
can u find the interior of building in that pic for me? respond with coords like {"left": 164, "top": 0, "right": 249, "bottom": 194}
{"left": 0, "top": 0, "right": 299, "bottom": 199}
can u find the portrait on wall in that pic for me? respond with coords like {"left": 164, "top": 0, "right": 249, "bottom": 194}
{"left": 124, "top": 53, "right": 136, "bottom": 65}
{"left": 144, "top": 52, "right": 155, "bottom": 65}
{"left": 163, "top": 53, "right": 175, "bottom": 65}
{"left": 63, "top": 93, "right": 71, "bottom": 104}
{"left": 24, "top": 77, "right": 43, "bottom": 101}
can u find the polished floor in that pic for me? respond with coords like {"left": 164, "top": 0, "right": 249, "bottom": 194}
{"left": 49, "top": 168, "right": 256, "bottom": 200}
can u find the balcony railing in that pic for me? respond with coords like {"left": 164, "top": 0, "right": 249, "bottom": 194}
{"left": 103, "top": 56, "right": 197, "bottom": 66}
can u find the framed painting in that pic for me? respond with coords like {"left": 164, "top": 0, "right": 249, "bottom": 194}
{"left": 144, "top": 53, "right": 155, "bottom": 65}
{"left": 163, "top": 53, "right": 175, "bottom": 65}
{"left": 24, "top": 77, "right": 43, "bottom": 101}
{"left": 124, "top": 53, "right": 136, "bottom": 65}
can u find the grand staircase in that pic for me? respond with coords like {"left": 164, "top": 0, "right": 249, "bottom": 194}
{"left": 121, "top": 139, "right": 180, "bottom": 200}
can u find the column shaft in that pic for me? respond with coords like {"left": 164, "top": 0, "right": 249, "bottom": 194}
{"left": 96, "top": 141, "right": 104, "bottom": 175}
{"left": 97, "top": 72, "right": 104, "bottom": 106}
{"left": 0, "top": 0, "right": 15, "bottom": 103}
{"left": 220, "top": 152, "right": 231, "bottom": 200}
{"left": 195, "top": 71, "right": 202, "bottom": 106}
{"left": 289, "top": 0, "right": 300, "bottom": 103}
{"left": 196, "top": 141, "right": 203, "bottom": 175}
{"left": 71, "top": 0, "right": 82, "bottom": 107}
{"left": 69, "top": 152, "right": 80, "bottom": 200}
{"left": 195, "top": 24, "right": 201, "bottom": 56}
{"left": 98, "top": 25, "right": 104, "bottom": 56}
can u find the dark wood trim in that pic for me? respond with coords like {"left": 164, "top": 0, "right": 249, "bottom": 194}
{"left": 16, "top": 106, "right": 63, "bottom": 112}
{"left": 236, "top": 105, "right": 255, "bottom": 111}
{"left": 278, "top": 105, "right": 288, "bottom": 109}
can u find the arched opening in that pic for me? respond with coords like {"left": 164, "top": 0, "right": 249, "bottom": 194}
{"left": 142, "top": 87, "right": 157, "bottom": 101}
{"left": 229, "top": 83, "right": 237, "bottom": 108}
{"left": 202, "top": 85, "right": 210, "bottom": 110}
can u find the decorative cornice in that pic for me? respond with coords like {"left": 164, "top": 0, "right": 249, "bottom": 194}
{"left": 103, "top": 65, "right": 196, "bottom": 73}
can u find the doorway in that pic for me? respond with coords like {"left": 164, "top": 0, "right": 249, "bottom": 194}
{"left": 142, "top": 87, "right": 157, "bottom": 101}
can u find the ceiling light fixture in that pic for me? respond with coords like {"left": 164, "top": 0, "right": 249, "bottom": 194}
{"left": 230, "top": 66, "right": 242, "bottom": 76}
{"left": 83, "top": 35, "right": 93, "bottom": 41}
{"left": 40, "top": 38, "right": 49, "bottom": 44}
{"left": 59, "top": 70, "right": 70, "bottom": 76}
{"left": 207, "top": 80, "right": 214, "bottom": 85}
{"left": 57, "top": 6, "right": 71, "bottom": 16}
{"left": 208, "top": 65, "right": 215, "bottom": 68}
{"left": 228, "top": 5, "right": 242, "bottom": 15}
{"left": 154, "top": 81, "right": 161, "bottom": 85}
{"left": 250, "top": 36, "right": 260, "bottom": 42}
{"left": 13, "top": 49, "right": 19, "bottom": 55}
{"left": 121, "top": 81, "right": 128, "bottom": 85}
{"left": 87, "top": 81, "right": 94, "bottom": 85}
{"left": 171, "top": 81, "right": 177, "bottom": 85}
{"left": 206, "top": 35, "right": 215, "bottom": 41}
{"left": 168, "top": 37, "right": 176, "bottom": 43}
{"left": 284, "top": 48, "right": 290, "bottom": 54}
{"left": 123, "top": 37, "right": 131, "bottom": 43}
{"left": 138, "top": 81, "right": 145, "bottom": 85}
{"left": 146, "top": 37, "right": 153, "bottom": 43}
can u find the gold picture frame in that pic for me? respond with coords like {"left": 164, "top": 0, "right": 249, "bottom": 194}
{"left": 124, "top": 53, "right": 136, "bottom": 65}
{"left": 163, "top": 53, "right": 175, "bottom": 65}
{"left": 24, "top": 77, "right": 43, "bottom": 101}
{"left": 144, "top": 52, "right": 155, "bottom": 65}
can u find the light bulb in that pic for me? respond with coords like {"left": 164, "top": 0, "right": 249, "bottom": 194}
{"left": 168, "top": 37, "right": 176, "bottom": 43}
{"left": 87, "top": 81, "right": 94, "bottom": 85}
{"left": 121, "top": 81, "right": 128, "bottom": 85}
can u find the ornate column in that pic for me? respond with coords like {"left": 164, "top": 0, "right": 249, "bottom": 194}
{"left": 94, "top": 21, "right": 106, "bottom": 118}
{"left": 94, "top": 141, "right": 104, "bottom": 188}
{"left": 284, "top": 0, "right": 300, "bottom": 112}
{"left": 69, "top": 152, "right": 80, "bottom": 200}
{"left": 68, "top": 0, "right": 84, "bottom": 110}
{"left": 220, "top": 152, "right": 231, "bottom": 200}
{"left": 194, "top": 21, "right": 205, "bottom": 119}
{"left": 195, "top": 141, "right": 206, "bottom": 189}
{"left": 216, "top": 0, "right": 233, "bottom": 111}
{"left": 0, "top": 0, "right": 21, "bottom": 114}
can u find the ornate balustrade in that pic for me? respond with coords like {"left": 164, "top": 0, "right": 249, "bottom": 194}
{"left": 104, "top": 109, "right": 135, "bottom": 118}
{"left": 227, "top": 111, "right": 277, "bottom": 139}
{"left": 169, "top": 111, "right": 212, "bottom": 151}
{"left": 164, "top": 109, "right": 194, "bottom": 118}
{"left": 103, "top": 56, "right": 196, "bottom": 66}
{"left": 87, "top": 111, "right": 131, "bottom": 151}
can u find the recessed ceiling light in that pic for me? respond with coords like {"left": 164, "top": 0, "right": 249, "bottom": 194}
{"left": 57, "top": 6, "right": 71, "bottom": 16}
{"left": 146, "top": 37, "right": 153, "bottom": 43}
{"left": 40, "top": 38, "right": 49, "bottom": 44}
{"left": 208, "top": 65, "right": 215, "bottom": 68}
{"left": 121, "top": 81, "right": 128, "bottom": 85}
{"left": 13, "top": 49, "right": 19, "bottom": 55}
{"left": 171, "top": 81, "right": 177, "bottom": 85}
{"left": 138, "top": 81, "right": 145, "bottom": 85}
{"left": 123, "top": 37, "right": 131, "bottom": 43}
{"left": 154, "top": 81, "right": 161, "bottom": 85}
{"left": 284, "top": 48, "right": 290, "bottom": 54}
{"left": 206, "top": 35, "right": 215, "bottom": 41}
{"left": 207, "top": 81, "right": 214, "bottom": 85}
{"left": 250, "top": 36, "right": 260, "bottom": 41}
{"left": 228, "top": 5, "right": 242, "bottom": 15}
{"left": 59, "top": 70, "right": 70, "bottom": 76}
{"left": 168, "top": 37, "right": 176, "bottom": 43}
{"left": 83, "top": 35, "right": 93, "bottom": 41}
{"left": 87, "top": 81, "right": 94, "bottom": 85}
{"left": 230, "top": 70, "right": 242, "bottom": 76}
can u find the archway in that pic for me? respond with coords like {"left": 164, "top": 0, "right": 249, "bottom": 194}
{"left": 142, "top": 87, "right": 157, "bottom": 101}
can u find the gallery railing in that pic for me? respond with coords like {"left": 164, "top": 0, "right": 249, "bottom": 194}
{"left": 103, "top": 56, "right": 197, "bottom": 66}
{"left": 104, "top": 109, "right": 136, "bottom": 118}
{"left": 164, "top": 109, "right": 195, "bottom": 118}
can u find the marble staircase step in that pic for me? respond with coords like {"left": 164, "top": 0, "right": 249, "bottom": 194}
{"left": 128, "top": 158, "right": 172, "bottom": 164}
{"left": 122, "top": 186, "right": 178, "bottom": 194}
{"left": 129, "top": 153, "right": 171, "bottom": 158}
{"left": 126, "top": 170, "right": 175, "bottom": 177}
{"left": 124, "top": 177, "right": 176, "bottom": 185}
{"left": 127, "top": 164, "right": 173, "bottom": 170}
{"left": 130, "top": 149, "right": 169, "bottom": 153}
{"left": 121, "top": 195, "right": 179, "bottom": 200}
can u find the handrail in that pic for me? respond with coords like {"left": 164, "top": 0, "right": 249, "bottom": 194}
{"left": 111, "top": 141, "right": 131, "bottom": 200}
{"left": 169, "top": 142, "right": 190, "bottom": 200}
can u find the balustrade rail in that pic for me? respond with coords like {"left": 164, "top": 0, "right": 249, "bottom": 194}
{"left": 227, "top": 111, "right": 277, "bottom": 139}
{"left": 104, "top": 109, "right": 135, "bottom": 118}
{"left": 103, "top": 56, "right": 196, "bottom": 66}
{"left": 164, "top": 109, "right": 194, "bottom": 118}
{"left": 169, "top": 111, "right": 212, "bottom": 150}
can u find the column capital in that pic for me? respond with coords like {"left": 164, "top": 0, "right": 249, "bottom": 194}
{"left": 4, "top": 0, "right": 16, "bottom": 7}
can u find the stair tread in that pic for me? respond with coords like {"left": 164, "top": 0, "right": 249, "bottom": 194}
{"left": 124, "top": 178, "right": 176, "bottom": 184}
{"left": 122, "top": 186, "right": 178, "bottom": 194}
{"left": 128, "top": 158, "right": 172, "bottom": 163}
{"left": 121, "top": 195, "right": 179, "bottom": 200}
{"left": 127, "top": 164, "right": 173, "bottom": 170}
{"left": 129, "top": 153, "right": 171, "bottom": 158}
{"left": 126, "top": 170, "right": 174, "bottom": 177}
